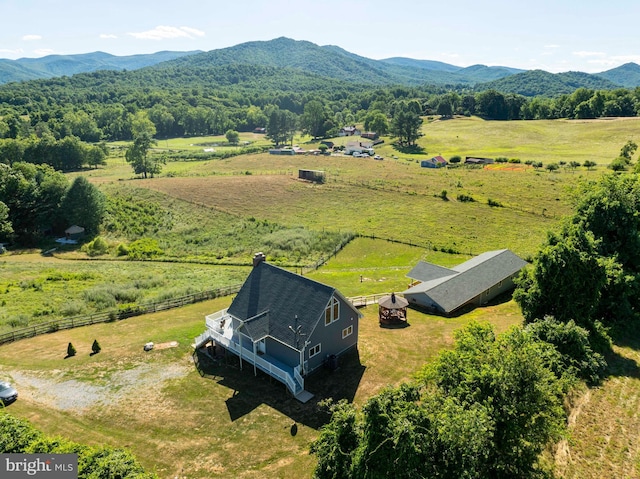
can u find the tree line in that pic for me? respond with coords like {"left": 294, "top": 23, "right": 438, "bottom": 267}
{"left": 2, "top": 68, "right": 640, "bottom": 150}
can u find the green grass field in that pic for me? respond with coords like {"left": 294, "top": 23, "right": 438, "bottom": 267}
{"left": 2, "top": 116, "right": 640, "bottom": 478}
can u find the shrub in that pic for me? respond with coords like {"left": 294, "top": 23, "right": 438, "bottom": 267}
{"left": 608, "top": 157, "right": 629, "bottom": 171}
{"left": 526, "top": 317, "right": 607, "bottom": 385}
{"left": 127, "top": 238, "right": 164, "bottom": 260}
{"left": 449, "top": 156, "right": 461, "bottom": 164}
{"left": 438, "top": 189, "right": 448, "bottom": 201}
{"left": 457, "top": 193, "right": 475, "bottom": 202}
{"left": 487, "top": 198, "right": 503, "bottom": 207}
{"left": 508, "top": 158, "right": 521, "bottom": 164}
{"left": 495, "top": 157, "right": 508, "bottom": 163}
{"left": 67, "top": 342, "right": 76, "bottom": 357}
{"left": 83, "top": 236, "right": 109, "bottom": 257}
{"left": 91, "top": 339, "right": 101, "bottom": 354}
{"left": 116, "top": 243, "right": 129, "bottom": 256}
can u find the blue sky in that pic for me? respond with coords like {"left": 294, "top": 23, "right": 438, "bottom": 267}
{"left": 2, "top": 0, "right": 639, "bottom": 73}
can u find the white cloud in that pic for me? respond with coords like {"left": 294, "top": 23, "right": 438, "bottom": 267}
{"left": 572, "top": 51, "right": 606, "bottom": 58}
{"left": 22, "top": 34, "right": 42, "bottom": 41}
{"left": 179, "top": 26, "right": 205, "bottom": 38}
{"left": 100, "top": 34, "right": 118, "bottom": 39}
{"left": 128, "top": 25, "right": 205, "bottom": 41}
{"left": 0, "top": 48, "right": 24, "bottom": 55}
{"left": 587, "top": 55, "right": 640, "bottom": 67}
{"left": 33, "top": 49, "right": 55, "bottom": 56}
{"left": 544, "top": 44, "right": 560, "bottom": 49}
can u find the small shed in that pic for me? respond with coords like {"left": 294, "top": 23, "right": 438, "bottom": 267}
{"left": 65, "top": 225, "right": 85, "bottom": 240}
{"left": 465, "top": 157, "right": 494, "bottom": 165}
{"left": 298, "top": 169, "right": 326, "bottom": 183}
{"left": 421, "top": 156, "right": 447, "bottom": 168}
{"left": 378, "top": 293, "right": 409, "bottom": 325}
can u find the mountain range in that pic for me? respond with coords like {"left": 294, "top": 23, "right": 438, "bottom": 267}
{"left": 1, "top": 37, "right": 640, "bottom": 96}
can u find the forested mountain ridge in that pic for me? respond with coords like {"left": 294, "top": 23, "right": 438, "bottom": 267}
{"left": 2, "top": 37, "right": 639, "bottom": 93}
{"left": 596, "top": 62, "right": 640, "bottom": 88}
{"left": 477, "top": 69, "right": 622, "bottom": 97}
{"left": 0, "top": 50, "right": 201, "bottom": 85}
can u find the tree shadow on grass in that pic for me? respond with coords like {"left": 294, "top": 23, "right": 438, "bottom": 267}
{"left": 392, "top": 144, "right": 426, "bottom": 155}
{"left": 193, "top": 346, "right": 365, "bottom": 429}
{"left": 603, "top": 320, "right": 640, "bottom": 380}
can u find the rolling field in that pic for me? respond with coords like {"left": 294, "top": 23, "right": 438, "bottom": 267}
{"left": 2, "top": 116, "right": 640, "bottom": 478}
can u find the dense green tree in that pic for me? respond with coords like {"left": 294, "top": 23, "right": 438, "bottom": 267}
{"left": 62, "top": 110, "right": 101, "bottom": 142}
{"left": 85, "top": 142, "right": 108, "bottom": 168}
{"left": 424, "top": 322, "right": 566, "bottom": 478}
{"left": 390, "top": 106, "right": 422, "bottom": 146}
{"left": 514, "top": 225, "right": 609, "bottom": 328}
{"left": 525, "top": 317, "right": 607, "bottom": 384}
{"left": 363, "top": 110, "right": 389, "bottom": 135}
{"left": 61, "top": 176, "right": 105, "bottom": 235}
{"left": 125, "top": 112, "right": 162, "bottom": 178}
{"left": 0, "top": 138, "right": 25, "bottom": 165}
{"left": 301, "top": 100, "right": 329, "bottom": 139}
{"left": 0, "top": 200, "right": 12, "bottom": 241}
{"left": 266, "top": 107, "right": 297, "bottom": 147}
{"left": 620, "top": 140, "right": 637, "bottom": 161}
{"left": 225, "top": 129, "right": 240, "bottom": 145}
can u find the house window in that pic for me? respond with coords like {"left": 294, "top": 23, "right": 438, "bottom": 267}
{"left": 309, "top": 343, "right": 321, "bottom": 358}
{"left": 325, "top": 297, "right": 340, "bottom": 326}
{"left": 342, "top": 325, "right": 353, "bottom": 339}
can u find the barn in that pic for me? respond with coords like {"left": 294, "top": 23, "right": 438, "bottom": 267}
{"left": 403, "top": 249, "right": 527, "bottom": 316}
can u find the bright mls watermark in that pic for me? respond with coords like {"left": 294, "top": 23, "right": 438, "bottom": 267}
{"left": 0, "top": 454, "right": 77, "bottom": 479}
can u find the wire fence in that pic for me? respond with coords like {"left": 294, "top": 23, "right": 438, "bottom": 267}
{"left": 0, "top": 284, "right": 242, "bottom": 347}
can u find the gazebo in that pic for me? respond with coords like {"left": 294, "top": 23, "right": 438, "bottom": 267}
{"left": 378, "top": 293, "right": 409, "bottom": 325}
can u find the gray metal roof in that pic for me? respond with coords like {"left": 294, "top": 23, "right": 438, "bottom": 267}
{"left": 403, "top": 250, "right": 527, "bottom": 313}
{"left": 228, "top": 262, "right": 348, "bottom": 350}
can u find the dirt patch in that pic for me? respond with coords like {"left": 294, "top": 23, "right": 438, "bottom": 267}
{"left": 9, "top": 361, "right": 190, "bottom": 412}
{"left": 153, "top": 341, "right": 179, "bottom": 350}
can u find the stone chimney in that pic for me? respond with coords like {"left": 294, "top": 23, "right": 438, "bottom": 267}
{"left": 253, "top": 252, "right": 266, "bottom": 267}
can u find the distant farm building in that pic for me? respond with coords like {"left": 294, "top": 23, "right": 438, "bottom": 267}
{"left": 339, "top": 125, "right": 361, "bottom": 137}
{"left": 421, "top": 156, "right": 447, "bottom": 168}
{"left": 253, "top": 127, "right": 266, "bottom": 134}
{"left": 403, "top": 249, "right": 527, "bottom": 316}
{"left": 465, "top": 157, "right": 494, "bottom": 165}
{"left": 361, "top": 131, "right": 379, "bottom": 140}
{"left": 269, "top": 148, "right": 296, "bottom": 155}
{"left": 344, "top": 142, "right": 374, "bottom": 156}
{"left": 298, "top": 169, "right": 326, "bottom": 183}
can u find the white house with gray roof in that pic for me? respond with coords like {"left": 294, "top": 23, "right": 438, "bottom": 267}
{"left": 402, "top": 249, "right": 527, "bottom": 316}
{"left": 195, "top": 253, "right": 362, "bottom": 402}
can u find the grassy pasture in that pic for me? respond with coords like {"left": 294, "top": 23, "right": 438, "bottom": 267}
{"left": 0, "top": 255, "right": 249, "bottom": 333}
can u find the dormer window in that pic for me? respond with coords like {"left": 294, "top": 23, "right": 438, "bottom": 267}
{"left": 324, "top": 297, "right": 340, "bottom": 326}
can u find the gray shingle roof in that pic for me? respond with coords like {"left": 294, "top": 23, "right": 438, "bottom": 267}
{"left": 227, "top": 262, "right": 336, "bottom": 350}
{"left": 406, "top": 261, "right": 457, "bottom": 282}
{"left": 403, "top": 250, "right": 527, "bottom": 313}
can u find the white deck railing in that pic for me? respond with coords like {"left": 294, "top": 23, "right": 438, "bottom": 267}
{"left": 196, "top": 309, "right": 302, "bottom": 395}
